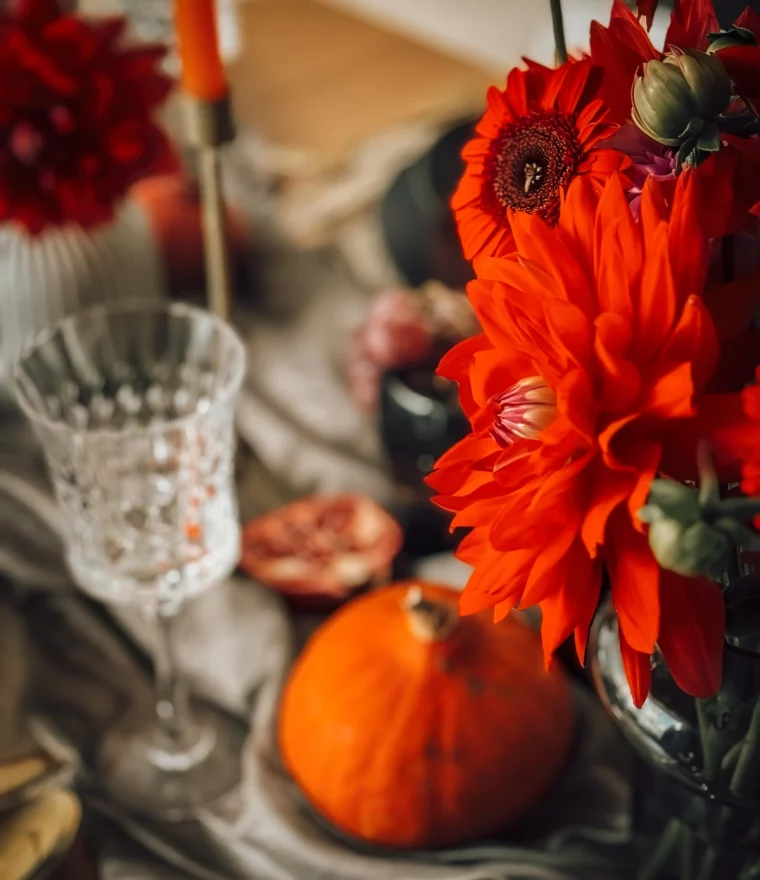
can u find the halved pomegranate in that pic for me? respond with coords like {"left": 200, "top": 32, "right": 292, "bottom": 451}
{"left": 240, "top": 494, "right": 403, "bottom": 610}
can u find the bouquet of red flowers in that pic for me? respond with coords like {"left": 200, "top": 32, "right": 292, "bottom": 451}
{"left": 430, "top": 0, "right": 760, "bottom": 711}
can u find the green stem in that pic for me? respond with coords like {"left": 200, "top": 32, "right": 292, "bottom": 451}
{"left": 739, "top": 857, "right": 760, "bottom": 880}
{"left": 730, "top": 697, "right": 760, "bottom": 798}
{"left": 697, "top": 699, "right": 722, "bottom": 780}
{"left": 721, "top": 740, "right": 744, "bottom": 773}
{"left": 549, "top": 0, "right": 568, "bottom": 65}
{"left": 638, "top": 819, "right": 682, "bottom": 880}
{"left": 697, "top": 846, "right": 719, "bottom": 880}
{"left": 679, "top": 825, "right": 694, "bottom": 880}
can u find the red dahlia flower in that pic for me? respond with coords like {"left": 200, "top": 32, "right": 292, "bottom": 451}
{"left": 451, "top": 58, "right": 630, "bottom": 262}
{"left": 429, "top": 171, "right": 729, "bottom": 707}
{"left": 0, "top": 0, "right": 177, "bottom": 234}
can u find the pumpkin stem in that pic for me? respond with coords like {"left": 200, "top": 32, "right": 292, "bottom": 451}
{"left": 403, "top": 586, "right": 459, "bottom": 643}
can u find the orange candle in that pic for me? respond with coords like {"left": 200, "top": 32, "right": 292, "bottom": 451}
{"left": 173, "top": 0, "right": 228, "bottom": 101}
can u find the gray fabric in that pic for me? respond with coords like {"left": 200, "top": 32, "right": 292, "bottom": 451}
{"left": 0, "top": 408, "right": 632, "bottom": 880}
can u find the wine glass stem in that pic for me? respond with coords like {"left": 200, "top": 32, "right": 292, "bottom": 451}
{"left": 147, "top": 598, "right": 217, "bottom": 773}
{"left": 153, "top": 600, "right": 191, "bottom": 747}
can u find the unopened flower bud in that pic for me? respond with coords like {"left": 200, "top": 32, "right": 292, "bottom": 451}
{"left": 639, "top": 457, "right": 760, "bottom": 580}
{"left": 633, "top": 49, "right": 731, "bottom": 149}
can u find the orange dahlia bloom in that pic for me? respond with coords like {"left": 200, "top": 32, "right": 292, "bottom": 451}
{"left": 430, "top": 171, "right": 726, "bottom": 707}
{"left": 451, "top": 58, "right": 630, "bottom": 262}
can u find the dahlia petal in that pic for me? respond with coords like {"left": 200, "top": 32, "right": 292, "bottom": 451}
{"left": 436, "top": 334, "right": 489, "bottom": 419}
{"left": 459, "top": 546, "right": 533, "bottom": 615}
{"left": 558, "top": 177, "right": 598, "bottom": 264}
{"left": 607, "top": 508, "right": 660, "bottom": 654}
{"left": 493, "top": 598, "right": 517, "bottom": 623}
{"left": 432, "top": 432, "right": 496, "bottom": 472}
{"left": 664, "top": 0, "right": 718, "bottom": 52}
{"left": 703, "top": 270, "right": 760, "bottom": 347}
{"left": 595, "top": 176, "right": 639, "bottom": 316}
{"left": 544, "top": 302, "right": 595, "bottom": 373}
{"left": 640, "top": 362, "right": 695, "bottom": 422}
{"left": 582, "top": 148, "right": 632, "bottom": 175}
{"left": 619, "top": 629, "right": 652, "bottom": 708}
{"left": 554, "top": 369, "right": 597, "bottom": 442}
{"left": 658, "top": 296, "right": 719, "bottom": 393}
{"left": 695, "top": 143, "right": 760, "bottom": 240}
{"left": 637, "top": 225, "right": 676, "bottom": 360}
{"left": 665, "top": 171, "right": 708, "bottom": 305}
{"left": 719, "top": 44, "right": 760, "bottom": 99}
{"left": 580, "top": 465, "right": 634, "bottom": 557}
{"left": 538, "top": 540, "right": 601, "bottom": 663}
{"left": 437, "top": 333, "right": 489, "bottom": 382}
{"left": 456, "top": 527, "right": 490, "bottom": 566}
{"left": 574, "top": 555, "right": 604, "bottom": 665}
{"left": 701, "top": 393, "right": 753, "bottom": 480}
{"left": 521, "top": 522, "right": 581, "bottom": 606}
{"left": 735, "top": 7, "right": 760, "bottom": 36}
{"left": 594, "top": 313, "right": 640, "bottom": 413}
{"left": 510, "top": 214, "right": 596, "bottom": 315}
{"left": 589, "top": 1, "right": 659, "bottom": 125}
{"left": 636, "top": 0, "right": 658, "bottom": 30}
{"left": 658, "top": 572, "right": 724, "bottom": 698}
{"left": 469, "top": 346, "right": 535, "bottom": 410}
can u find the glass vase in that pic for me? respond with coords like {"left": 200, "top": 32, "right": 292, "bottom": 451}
{"left": 592, "top": 599, "right": 760, "bottom": 879}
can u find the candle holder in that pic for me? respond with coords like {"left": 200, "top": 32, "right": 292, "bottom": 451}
{"left": 182, "top": 94, "right": 236, "bottom": 320}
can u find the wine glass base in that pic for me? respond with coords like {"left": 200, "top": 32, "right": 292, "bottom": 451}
{"left": 98, "top": 702, "right": 246, "bottom": 821}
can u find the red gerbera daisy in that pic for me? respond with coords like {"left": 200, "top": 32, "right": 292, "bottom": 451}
{"left": 451, "top": 58, "right": 630, "bottom": 262}
{"left": 0, "top": 0, "right": 177, "bottom": 234}
{"left": 429, "top": 170, "right": 728, "bottom": 708}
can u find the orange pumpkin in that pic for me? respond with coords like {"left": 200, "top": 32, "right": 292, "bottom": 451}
{"left": 278, "top": 581, "right": 575, "bottom": 849}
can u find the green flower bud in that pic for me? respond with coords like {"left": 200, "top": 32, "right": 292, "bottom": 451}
{"left": 632, "top": 49, "right": 732, "bottom": 148}
{"left": 639, "top": 484, "right": 734, "bottom": 579}
{"left": 707, "top": 25, "right": 756, "bottom": 55}
{"left": 638, "top": 445, "right": 760, "bottom": 581}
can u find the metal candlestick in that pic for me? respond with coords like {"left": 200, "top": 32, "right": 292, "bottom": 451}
{"left": 183, "top": 96, "right": 235, "bottom": 320}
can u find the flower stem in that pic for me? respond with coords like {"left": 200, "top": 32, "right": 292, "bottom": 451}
{"left": 549, "top": 0, "right": 568, "bottom": 65}
{"left": 697, "top": 846, "right": 719, "bottom": 880}
{"left": 637, "top": 818, "right": 682, "bottom": 880}
{"left": 729, "top": 696, "right": 760, "bottom": 798}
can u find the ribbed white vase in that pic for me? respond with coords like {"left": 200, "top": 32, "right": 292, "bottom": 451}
{"left": 0, "top": 200, "right": 166, "bottom": 395}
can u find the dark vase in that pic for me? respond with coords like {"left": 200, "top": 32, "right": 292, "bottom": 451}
{"left": 592, "top": 600, "right": 760, "bottom": 880}
{"left": 379, "top": 362, "right": 468, "bottom": 558}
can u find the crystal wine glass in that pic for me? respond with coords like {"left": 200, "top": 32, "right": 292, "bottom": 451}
{"left": 13, "top": 300, "right": 246, "bottom": 818}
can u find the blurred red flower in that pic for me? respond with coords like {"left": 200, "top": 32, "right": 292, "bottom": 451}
{"left": 0, "top": 0, "right": 177, "bottom": 234}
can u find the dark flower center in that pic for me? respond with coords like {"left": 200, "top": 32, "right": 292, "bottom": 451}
{"left": 484, "top": 111, "right": 584, "bottom": 224}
